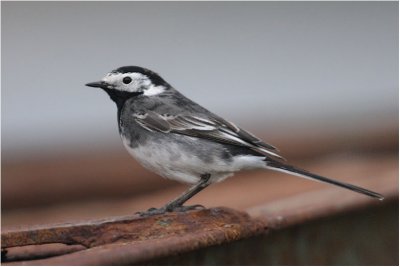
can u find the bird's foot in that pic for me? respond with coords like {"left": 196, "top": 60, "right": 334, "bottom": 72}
{"left": 165, "top": 204, "right": 206, "bottom": 212}
{"left": 136, "top": 204, "right": 206, "bottom": 217}
{"left": 135, "top": 207, "right": 167, "bottom": 217}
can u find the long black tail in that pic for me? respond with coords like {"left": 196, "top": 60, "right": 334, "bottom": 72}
{"left": 266, "top": 162, "right": 384, "bottom": 200}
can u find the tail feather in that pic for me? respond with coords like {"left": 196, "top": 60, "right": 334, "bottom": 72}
{"left": 267, "top": 163, "right": 384, "bottom": 200}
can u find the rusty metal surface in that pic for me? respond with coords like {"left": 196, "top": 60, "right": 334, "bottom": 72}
{"left": 147, "top": 202, "right": 398, "bottom": 265}
{"left": 2, "top": 207, "right": 267, "bottom": 265}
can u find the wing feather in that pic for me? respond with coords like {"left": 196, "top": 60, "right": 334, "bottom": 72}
{"left": 132, "top": 111, "right": 284, "bottom": 161}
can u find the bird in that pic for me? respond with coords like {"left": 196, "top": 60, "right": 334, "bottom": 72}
{"left": 86, "top": 66, "right": 384, "bottom": 215}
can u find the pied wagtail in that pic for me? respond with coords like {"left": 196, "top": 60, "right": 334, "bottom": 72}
{"left": 86, "top": 66, "right": 383, "bottom": 215}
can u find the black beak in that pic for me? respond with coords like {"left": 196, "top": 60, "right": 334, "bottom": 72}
{"left": 85, "top": 81, "right": 109, "bottom": 89}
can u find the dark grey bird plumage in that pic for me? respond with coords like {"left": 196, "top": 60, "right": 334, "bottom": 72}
{"left": 86, "top": 66, "right": 384, "bottom": 214}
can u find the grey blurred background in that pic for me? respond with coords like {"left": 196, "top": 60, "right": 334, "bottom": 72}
{"left": 2, "top": 4, "right": 398, "bottom": 264}
{"left": 2, "top": 1, "right": 398, "bottom": 161}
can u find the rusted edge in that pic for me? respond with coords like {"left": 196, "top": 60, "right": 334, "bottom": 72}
{"left": 2, "top": 244, "right": 86, "bottom": 262}
{"left": 2, "top": 207, "right": 268, "bottom": 264}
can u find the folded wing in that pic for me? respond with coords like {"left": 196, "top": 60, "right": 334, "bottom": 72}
{"left": 132, "top": 111, "right": 285, "bottom": 161}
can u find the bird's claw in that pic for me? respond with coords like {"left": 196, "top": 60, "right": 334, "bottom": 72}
{"left": 136, "top": 204, "right": 206, "bottom": 217}
{"left": 136, "top": 207, "right": 167, "bottom": 216}
{"left": 166, "top": 204, "right": 205, "bottom": 212}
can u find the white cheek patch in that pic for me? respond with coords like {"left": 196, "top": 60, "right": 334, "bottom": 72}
{"left": 102, "top": 72, "right": 126, "bottom": 86}
{"left": 143, "top": 85, "right": 166, "bottom": 96}
{"left": 101, "top": 72, "right": 166, "bottom": 96}
{"left": 102, "top": 72, "right": 151, "bottom": 93}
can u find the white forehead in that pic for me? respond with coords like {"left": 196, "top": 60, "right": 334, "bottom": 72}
{"left": 101, "top": 72, "right": 150, "bottom": 84}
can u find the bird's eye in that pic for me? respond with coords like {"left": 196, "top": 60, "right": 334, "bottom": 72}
{"left": 123, "top": 76, "right": 132, "bottom": 84}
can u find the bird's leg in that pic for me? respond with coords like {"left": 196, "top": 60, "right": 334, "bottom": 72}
{"left": 137, "top": 174, "right": 211, "bottom": 216}
{"left": 163, "top": 173, "right": 211, "bottom": 212}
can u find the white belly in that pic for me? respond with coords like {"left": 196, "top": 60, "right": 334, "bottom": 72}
{"left": 121, "top": 136, "right": 266, "bottom": 184}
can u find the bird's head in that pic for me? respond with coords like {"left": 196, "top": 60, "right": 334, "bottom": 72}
{"left": 86, "top": 66, "right": 170, "bottom": 98}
